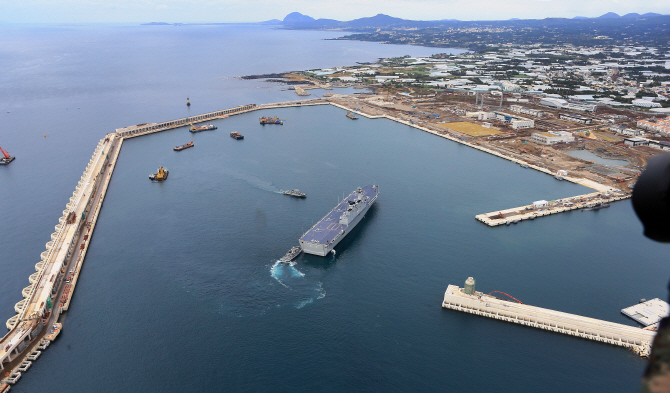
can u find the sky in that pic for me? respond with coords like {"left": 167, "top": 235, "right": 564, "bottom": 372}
{"left": 1, "top": 0, "right": 669, "bottom": 23}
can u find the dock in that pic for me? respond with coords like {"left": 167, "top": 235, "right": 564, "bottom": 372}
{"left": 475, "top": 191, "right": 630, "bottom": 226}
{"left": 442, "top": 279, "right": 655, "bottom": 357}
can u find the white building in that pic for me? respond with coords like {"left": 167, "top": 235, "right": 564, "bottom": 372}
{"left": 559, "top": 113, "right": 593, "bottom": 124}
{"left": 531, "top": 131, "right": 575, "bottom": 145}
{"left": 624, "top": 137, "right": 648, "bottom": 147}
{"left": 610, "top": 125, "right": 644, "bottom": 136}
{"left": 632, "top": 99, "right": 663, "bottom": 108}
{"left": 510, "top": 105, "right": 544, "bottom": 118}
{"left": 637, "top": 119, "right": 670, "bottom": 136}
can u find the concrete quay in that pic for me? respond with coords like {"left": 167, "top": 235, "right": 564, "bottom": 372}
{"left": 443, "top": 283, "right": 654, "bottom": 357}
{"left": 1, "top": 134, "right": 122, "bottom": 383}
{"left": 475, "top": 191, "right": 631, "bottom": 227}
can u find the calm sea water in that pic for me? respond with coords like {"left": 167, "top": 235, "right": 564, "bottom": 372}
{"left": 0, "top": 24, "right": 668, "bottom": 392}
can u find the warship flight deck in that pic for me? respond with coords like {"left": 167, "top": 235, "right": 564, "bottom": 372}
{"left": 300, "top": 185, "right": 378, "bottom": 256}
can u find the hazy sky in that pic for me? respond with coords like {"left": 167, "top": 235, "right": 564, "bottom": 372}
{"left": 1, "top": 0, "right": 669, "bottom": 23}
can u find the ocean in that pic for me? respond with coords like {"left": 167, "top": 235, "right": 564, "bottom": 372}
{"left": 0, "top": 24, "right": 667, "bottom": 392}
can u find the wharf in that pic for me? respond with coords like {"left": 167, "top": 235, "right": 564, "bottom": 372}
{"left": 442, "top": 283, "right": 654, "bottom": 357}
{"left": 475, "top": 191, "right": 630, "bottom": 227}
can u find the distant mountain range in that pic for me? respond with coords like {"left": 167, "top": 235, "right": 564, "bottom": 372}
{"left": 262, "top": 11, "right": 667, "bottom": 28}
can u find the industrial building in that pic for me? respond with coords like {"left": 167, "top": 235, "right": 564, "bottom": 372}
{"left": 648, "top": 140, "right": 670, "bottom": 151}
{"left": 539, "top": 98, "right": 596, "bottom": 112}
{"left": 531, "top": 131, "right": 575, "bottom": 145}
{"left": 559, "top": 113, "right": 593, "bottom": 125}
{"left": 492, "top": 112, "right": 534, "bottom": 129}
{"left": 624, "top": 137, "right": 648, "bottom": 147}
{"left": 509, "top": 105, "right": 544, "bottom": 118}
{"left": 473, "top": 111, "right": 534, "bottom": 129}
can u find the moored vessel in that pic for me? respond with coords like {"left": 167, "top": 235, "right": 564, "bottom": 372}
{"left": 260, "top": 116, "right": 283, "bottom": 125}
{"left": 299, "top": 185, "right": 379, "bottom": 256}
{"left": 346, "top": 112, "right": 359, "bottom": 120}
{"left": 283, "top": 189, "right": 306, "bottom": 198}
{"left": 174, "top": 141, "right": 194, "bottom": 151}
{"left": 582, "top": 202, "right": 610, "bottom": 211}
{"left": 279, "top": 246, "right": 302, "bottom": 263}
{"left": 149, "top": 166, "right": 169, "bottom": 182}
{"left": 189, "top": 124, "right": 217, "bottom": 133}
{"left": 230, "top": 132, "right": 244, "bottom": 140}
{"left": 0, "top": 146, "right": 15, "bottom": 165}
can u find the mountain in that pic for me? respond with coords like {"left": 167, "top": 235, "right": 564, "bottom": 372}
{"left": 598, "top": 12, "right": 621, "bottom": 18}
{"left": 642, "top": 12, "right": 663, "bottom": 17}
{"left": 622, "top": 13, "right": 640, "bottom": 18}
{"left": 259, "top": 19, "right": 282, "bottom": 25}
{"left": 346, "top": 14, "right": 407, "bottom": 27}
{"left": 572, "top": 16, "right": 589, "bottom": 19}
{"left": 283, "top": 12, "right": 315, "bottom": 24}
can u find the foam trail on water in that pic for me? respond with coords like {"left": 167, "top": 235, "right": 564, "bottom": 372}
{"left": 270, "top": 260, "right": 289, "bottom": 288}
{"left": 296, "top": 298, "right": 314, "bottom": 309}
{"left": 288, "top": 262, "right": 305, "bottom": 278}
{"left": 316, "top": 282, "right": 326, "bottom": 299}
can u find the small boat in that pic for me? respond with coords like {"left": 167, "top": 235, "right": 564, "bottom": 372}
{"left": 149, "top": 166, "right": 169, "bottom": 182}
{"left": 190, "top": 124, "right": 217, "bottom": 133}
{"left": 554, "top": 175, "right": 563, "bottom": 181}
{"left": 0, "top": 146, "right": 15, "bottom": 165}
{"left": 346, "top": 111, "right": 359, "bottom": 120}
{"left": 174, "top": 141, "right": 194, "bottom": 151}
{"left": 259, "top": 116, "right": 283, "bottom": 125}
{"left": 283, "top": 189, "right": 306, "bottom": 198}
{"left": 230, "top": 132, "right": 244, "bottom": 140}
{"left": 280, "top": 246, "right": 302, "bottom": 263}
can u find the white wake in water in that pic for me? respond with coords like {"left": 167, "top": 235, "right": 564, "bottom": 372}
{"left": 270, "top": 261, "right": 289, "bottom": 288}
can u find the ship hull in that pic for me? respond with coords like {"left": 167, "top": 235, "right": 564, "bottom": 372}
{"left": 299, "top": 185, "right": 378, "bottom": 256}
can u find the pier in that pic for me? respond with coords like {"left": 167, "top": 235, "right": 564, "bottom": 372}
{"left": 442, "top": 280, "right": 655, "bottom": 357}
{"left": 475, "top": 191, "right": 630, "bottom": 226}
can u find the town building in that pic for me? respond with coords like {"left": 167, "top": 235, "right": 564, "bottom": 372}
{"left": 609, "top": 125, "right": 644, "bottom": 136}
{"left": 637, "top": 119, "right": 670, "bottom": 136}
{"left": 559, "top": 113, "right": 593, "bottom": 124}
{"left": 509, "top": 105, "right": 544, "bottom": 117}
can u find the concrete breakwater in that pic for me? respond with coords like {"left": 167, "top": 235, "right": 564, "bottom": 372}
{"left": 1, "top": 134, "right": 121, "bottom": 384}
{"left": 443, "top": 283, "right": 654, "bottom": 357}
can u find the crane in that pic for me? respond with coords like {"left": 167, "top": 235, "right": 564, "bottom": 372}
{"left": 0, "top": 146, "right": 14, "bottom": 165}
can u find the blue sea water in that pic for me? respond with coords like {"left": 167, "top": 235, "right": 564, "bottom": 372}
{"left": 0, "top": 24, "right": 668, "bottom": 392}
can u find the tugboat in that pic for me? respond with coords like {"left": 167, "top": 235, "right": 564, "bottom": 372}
{"left": 230, "top": 132, "right": 244, "bottom": 140}
{"left": 283, "top": 189, "right": 306, "bottom": 198}
{"left": 259, "top": 116, "right": 283, "bottom": 125}
{"left": 279, "top": 246, "right": 302, "bottom": 263}
{"left": 190, "top": 124, "right": 217, "bottom": 133}
{"left": 174, "top": 141, "right": 194, "bottom": 151}
{"left": 149, "top": 167, "right": 169, "bottom": 182}
{"left": 0, "top": 146, "right": 15, "bottom": 165}
{"left": 346, "top": 111, "right": 359, "bottom": 120}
